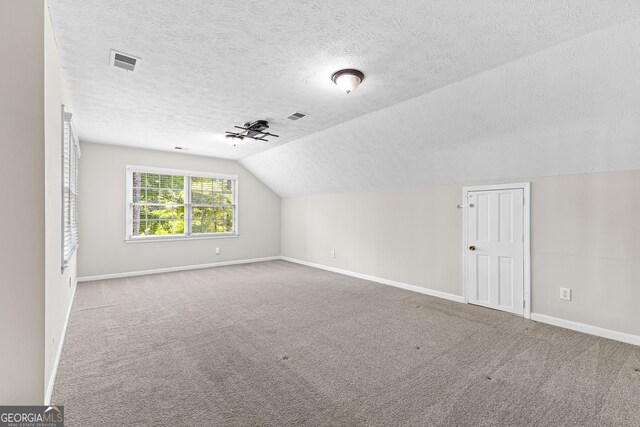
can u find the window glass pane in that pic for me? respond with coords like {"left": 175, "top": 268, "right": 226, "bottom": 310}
{"left": 173, "top": 220, "right": 185, "bottom": 234}
{"left": 172, "top": 176, "right": 184, "bottom": 190}
{"left": 174, "top": 206, "right": 185, "bottom": 219}
{"left": 201, "top": 219, "right": 214, "bottom": 233}
{"left": 158, "top": 220, "right": 173, "bottom": 235}
{"left": 144, "top": 174, "right": 159, "bottom": 187}
{"left": 191, "top": 185, "right": 204, "bottom": 204}
{"left": 146, "top": 189, "right": 159, "bottom": 203}
{"left": 160, "top": 174, "right": 172, "bottom": 189}
{"left": 173, "top": 190, "right": 185, "bottom": 204}
{"left": 213, "top": 192, "right": 225, "bottom": 204}
{"left": 160, "top": 189, "right": 173, "bottom": 202}
{"left": 192, "top": 206, "right": 203, "bottom": 220}
{"left": 144, "top": 220, "right": 158, "bottom": 235}
{"left": 202, "top": 177, "right": 213, "bottom": 193}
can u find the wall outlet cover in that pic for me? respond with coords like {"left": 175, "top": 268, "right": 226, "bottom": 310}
{"left": 560, "top": 287, "right": 572, "bottom": 301}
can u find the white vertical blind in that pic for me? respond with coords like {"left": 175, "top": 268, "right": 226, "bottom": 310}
{"left": 62, "top": 107, "right": 80, "bottom": 270}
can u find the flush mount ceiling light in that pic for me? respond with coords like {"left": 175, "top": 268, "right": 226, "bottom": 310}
{"left": 331, "top": 69, "right": 364, "bottom": 94}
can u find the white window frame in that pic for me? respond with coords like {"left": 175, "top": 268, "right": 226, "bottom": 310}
{"left": 62, "top": 106, "right": 80, "bottom": 271}
{"left": 125, "top": 165, "right": 239, "bottom": 242}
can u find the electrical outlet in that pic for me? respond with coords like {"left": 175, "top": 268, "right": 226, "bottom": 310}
{"left": 560, "top": 287, "right": 571, "bottom": 301}
{"left": 330, "top": 250, "right": 335, "bottom": 259}
{"left": 215, "top": 247, "right": 220, "bottom": 255}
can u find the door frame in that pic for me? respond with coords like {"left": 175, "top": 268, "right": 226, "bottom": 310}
{"left": 461, "top": 182, "right": 531, "bottom": 319}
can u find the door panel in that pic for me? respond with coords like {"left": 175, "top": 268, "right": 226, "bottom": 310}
{"left": 476, "top": 193, "right": 490, "bottom": 241}
{"left": 498, "top": 192, "right": 513, "bottom": 242}
{"left": 498, "top": 256, "right": 512, "bottom": 307}
{"left": 476, "top": 254, "right": 490, "bottom": 303}
{"left": 466, "top": 188, "right": 524, "bottom": 316}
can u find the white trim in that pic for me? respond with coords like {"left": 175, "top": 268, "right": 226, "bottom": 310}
{"left": 281, "top": 257, "right": 464, "bottom": 303}
{"left": 44, "top": 277, "right": 78, "bottom": 405}
{"left": 77, "top": 256, "right": 280, "bottom": 282}
{"left": 530, "top": 313, "right": 640, "bottom": 347}
{"left": 124, "top": 234, "right": 239, "bottom": 243}
{"left": 461, "top": 182, "right": 531, "bottom": 319}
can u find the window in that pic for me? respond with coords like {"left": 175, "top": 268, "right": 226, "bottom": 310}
{"left": 126, "top": 166, "right": 238, "bottom": 241}
{"left": 62, "top": 107, "right": 80, "bottom": 270}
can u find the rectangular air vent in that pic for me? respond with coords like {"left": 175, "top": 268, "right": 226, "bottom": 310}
{"left": 110, "top": 50, "right": 138, "bottom": 71}
{"left": 287, "top": 112, "right": 307, "bottom": 120}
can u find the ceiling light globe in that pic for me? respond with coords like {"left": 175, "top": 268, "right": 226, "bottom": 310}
{"left": 331, "top": 69, "right": 364, "bottom": 94}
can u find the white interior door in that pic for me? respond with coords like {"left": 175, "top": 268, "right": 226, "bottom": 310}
{"left": 465, "top": 187, "right": 525, "bottom": 316}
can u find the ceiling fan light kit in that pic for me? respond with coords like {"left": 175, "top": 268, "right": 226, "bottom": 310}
{"left": 225, "top": 119, "right": 279, "bottom": 146}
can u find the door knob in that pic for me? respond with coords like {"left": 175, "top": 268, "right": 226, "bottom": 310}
{"left": 468, "top": 246, "right": 476, "bottom": 251}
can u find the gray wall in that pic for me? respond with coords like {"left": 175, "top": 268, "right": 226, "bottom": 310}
{"left": 78, "top": 143, "right": 281, "bottom": 277}
{"left": 0, "top": 0, "right": 47, "bottom": 404}
{"left": 44, "top": 5, "right": 78, "bottom": 402}
{"left": 282, "top": 170, "right": 640, "bottom": 336}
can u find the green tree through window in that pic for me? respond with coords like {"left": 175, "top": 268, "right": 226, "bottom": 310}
{"left": 128, "top": 167, "right": 237, "bottom": 239}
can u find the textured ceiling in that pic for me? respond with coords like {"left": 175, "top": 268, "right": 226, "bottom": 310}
{"left": 242, "top": 19, "right": 640, "bottom": 197}
{"left": 48, "top": 0, "right": 640, "bottom": 161}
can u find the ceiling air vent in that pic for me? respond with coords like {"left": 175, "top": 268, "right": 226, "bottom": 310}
{"left": 287, "top": 112, "right": 307, "bottom": 120}
{"left": 110, "top": 50, "right": 138, "bottom": 72}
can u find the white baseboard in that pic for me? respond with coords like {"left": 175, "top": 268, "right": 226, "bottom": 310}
{"left": 530, "top": 313, "right": 640, "bottom": 347}
{"left": 77, "top": 256, "right": 281, "bottom": 282}
{"left": 280, "top": 256, "right": 464, "bottom": 303}
{"left": 44, "top": 277, "right": 78, "bottom": 405}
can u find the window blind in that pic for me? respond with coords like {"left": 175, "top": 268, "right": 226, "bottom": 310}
{"left": 62, "top": 107, "right": 80, "bottom": 270}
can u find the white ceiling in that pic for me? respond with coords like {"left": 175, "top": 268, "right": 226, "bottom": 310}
{"left": 48, "top": 0, "right": 640, "bottom": 164}
{"left": 241, "top": 18, "right": 640, "bottom": 196}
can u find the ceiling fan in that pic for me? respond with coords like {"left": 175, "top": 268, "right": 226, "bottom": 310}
{"left": 225, "top": 120, "right": 279, "bottom": 146}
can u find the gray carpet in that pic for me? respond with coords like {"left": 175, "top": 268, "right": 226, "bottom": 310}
{"left": 52, "top": 260, "right": 640, "bottom": 426}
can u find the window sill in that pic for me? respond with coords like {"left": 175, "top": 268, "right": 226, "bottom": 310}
{"left": 125, "top": 234, "right": 239, "bottom": 243}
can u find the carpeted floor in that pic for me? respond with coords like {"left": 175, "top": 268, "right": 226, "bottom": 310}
{"left": 52, "top": 260, "right": 640, "bottom": 426}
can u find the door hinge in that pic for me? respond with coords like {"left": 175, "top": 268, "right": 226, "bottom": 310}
{"left": 523, "top": 300, "right": 526, "bottom": 308}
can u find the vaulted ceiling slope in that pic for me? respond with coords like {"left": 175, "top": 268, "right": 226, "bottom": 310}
{"left": 48, "top": 1, "right": 640, "bottom": 161}
{"left": 241, "top": 19, "right": 640, "bottom": 197}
